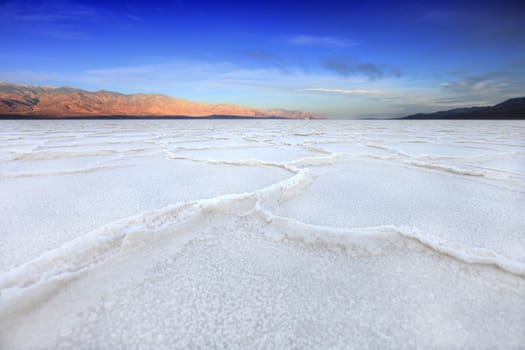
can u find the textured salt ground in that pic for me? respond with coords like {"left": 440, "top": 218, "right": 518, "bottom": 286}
{"left": 478, "top": 155, "right": 525, "bottom": 178}
{"left": 2, "top": 213, "right": 524, "bottom": 350}
{"left": 170, "top": 145, "right": 317, "bottom": 163}
{"left": 1, "top": 119, "right": 525, "bottom": 349}
{"left": 0, "top": 154, "right": 121, "bottom": 174}
{"left": 273, "top": 158, "right": 525, "bottom": 261}
{"left": 0, "top": 156, "right": 289, "bottom": 271}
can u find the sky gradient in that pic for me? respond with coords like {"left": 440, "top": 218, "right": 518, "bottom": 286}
{"left": 1, "top": 0, "right": 524, "bottom": 118}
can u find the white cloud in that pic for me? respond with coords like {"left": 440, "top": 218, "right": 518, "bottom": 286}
{"left": 299, "top": 88, "right": 382, "bottom": 95}
{"left": 0, "top": 61, "right": 364, "bottom": 94}
{"left": 285, "top": 35, "right": 357, "bottom": 47}
{"left": 438, "top": 76, "right": 523, "bottom": 106}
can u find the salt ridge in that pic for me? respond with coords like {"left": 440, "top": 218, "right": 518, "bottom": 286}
{"left": 1, "top": 148, "right": 523, "bottom": 324}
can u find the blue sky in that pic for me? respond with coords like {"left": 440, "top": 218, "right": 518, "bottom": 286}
{"left": 1, "top": 0, "right": 524, "bottom": 117}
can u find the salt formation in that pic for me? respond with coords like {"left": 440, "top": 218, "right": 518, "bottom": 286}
{"left": 1, "top": 120, "right": 524, "bottom": 349}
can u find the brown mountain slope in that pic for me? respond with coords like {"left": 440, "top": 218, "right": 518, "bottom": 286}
{"left": 0, "top": 82, "right": 318, "bottom": 119}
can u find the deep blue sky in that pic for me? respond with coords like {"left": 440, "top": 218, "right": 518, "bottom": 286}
{"left": 1, "top": 0, "right": 524, "bottom": 117}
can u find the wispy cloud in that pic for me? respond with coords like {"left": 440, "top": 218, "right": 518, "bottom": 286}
{"left": 431, "top": 97, "right": 492, "bottom": 107}
{"left": 299, "top": 88, "right": 382, "bottom": 95}
{"left": 0, "top": 70, "right": 66, "bottom": 83}
{"left": 125, "top": 14, "right": 144, "bottom": 22}
{"left": 0, "top": 0, "right": 142, "bottom": 39}
{"left": 284, "top": 35, "right": 357, "bottom": 47}
{"left": 0, "top": 0, "right": 105, "bottom": 39}
{"left": 0, "top": 1, "right": 103, "bottom": 23}
{"left": 236, "top": 50, "right": 289, "bottom": 72}
{"left": 321, "top": 57, "right": 401, "bottom": 81}
{"left": 439, "top": 72, "right": 525, "bottom": 103}
{"left": 440, "top": 78, "right": 509, "bottom": 93}
{"left": 0, "top": 61, "right": 357, "bottom": 93}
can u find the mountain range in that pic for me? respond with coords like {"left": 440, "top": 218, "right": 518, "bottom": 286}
{"left": 0, "top": 82, "right": 317, "bottom": 119}
{"left": 1, "top": 82, "right": 523, "bottom": 119}
{"left": 401, "top": 98, "right": 525, "bottom": 120}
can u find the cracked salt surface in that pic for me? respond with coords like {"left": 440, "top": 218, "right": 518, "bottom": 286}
{"left": 1, "top": 119, "right": 524, "bottom": 349}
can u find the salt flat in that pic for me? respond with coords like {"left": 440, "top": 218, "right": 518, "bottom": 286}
{"left": 1, "top": 119, "right": 524, "bottom": 349}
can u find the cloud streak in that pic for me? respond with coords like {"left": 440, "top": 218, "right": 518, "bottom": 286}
{"left": 0, "top": 1, "right": 105, "bottom": 39}
{"left": 236, "top": 50, "right": 289, "bottom": 72}
{"left": 0, "top": 61, "right": 366, "bottom": 93}
{"left": 284, "top": 35, "right": 357, "bottom": 47}
{"left": 440, "top": 78, "right": 509, "bottom": 93}
{"left": 0, "top": 1, "right": 102, "bottom": 24}
{"left": 299, "top": 88, "right": 382, "bottom": 95}
{"left": 0, "top": 0, "right": 143, "bottom": 39}
{"left": 321, "top": 57, "right": 401, "bottom": 80}
{"left": 439, "top": 72, "right": 525, "bottom": 104}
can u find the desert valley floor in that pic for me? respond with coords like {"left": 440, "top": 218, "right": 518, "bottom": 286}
{"left": 1, "top": 119, "right": 524, "bottom": 349}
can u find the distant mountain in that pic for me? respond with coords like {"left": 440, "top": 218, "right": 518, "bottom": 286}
{"left": 0, "top": 82, "right": 318, "bottom": 119}
{"left": 402, "top": 98, "right": 525, "bottom": 120}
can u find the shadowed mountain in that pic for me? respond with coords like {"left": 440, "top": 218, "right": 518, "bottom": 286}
{"left": 0, "top": 82, "right": 318, "bottom": 119}
{"left": 401, "top": 98, "right": 525, "bottom": 120}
